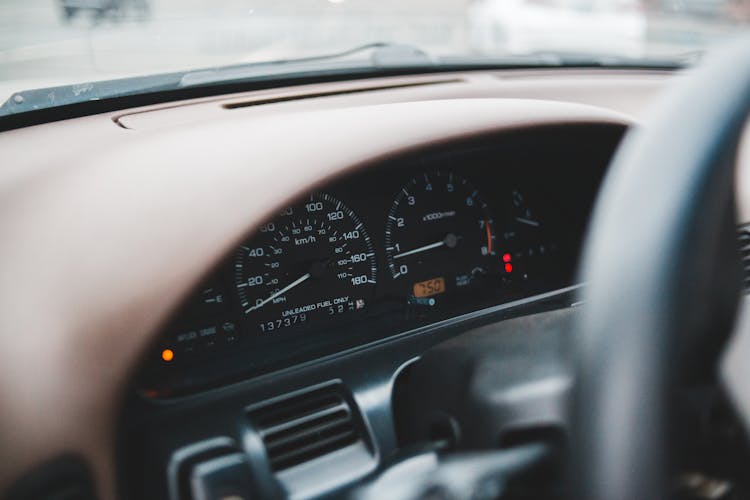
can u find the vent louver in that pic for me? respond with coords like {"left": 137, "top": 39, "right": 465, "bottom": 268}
{"left": 247, "top": 386, "right": 362, "bottom": 472}
{"left": 739, "top": 227, "right": 750, "bottom": 293}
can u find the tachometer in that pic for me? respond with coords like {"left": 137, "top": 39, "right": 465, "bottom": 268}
{"left": 234, "top": 193, "right": 376, "bottom": 334}
{"left": 384, "top": 172, "right": 498, "bottom": 304}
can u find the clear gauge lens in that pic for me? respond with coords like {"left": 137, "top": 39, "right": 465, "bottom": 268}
{"left": 234, "top": 193, "right": 376, "bottom": 334}
{"left": 384, "top": 172, "right": 498, "bottom": 303}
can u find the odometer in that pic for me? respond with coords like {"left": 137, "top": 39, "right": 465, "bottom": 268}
{"left": 234, "top": 193, "right": 376, "bottom": 334}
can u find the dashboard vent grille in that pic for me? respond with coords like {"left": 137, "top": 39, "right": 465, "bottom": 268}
{"left": 739, "top": 227, "right": 750, "bottom": 293}
{"left": 221, "top": 78, "right": 462, "bottom": 110}
{"left": 247, "top": 385, "right": 362, "bottom": 472}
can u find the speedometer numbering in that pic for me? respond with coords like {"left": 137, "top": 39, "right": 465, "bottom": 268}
{"left": 234, "top": 192, "right": 376, "bottom": 335}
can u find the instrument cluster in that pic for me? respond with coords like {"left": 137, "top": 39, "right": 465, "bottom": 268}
{"left": 139, "top": 128, "right": 619, "bottom": 396}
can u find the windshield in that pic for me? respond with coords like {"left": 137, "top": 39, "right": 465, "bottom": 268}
{"left": 1, "top": 0, "right": 749, "bottom": 112}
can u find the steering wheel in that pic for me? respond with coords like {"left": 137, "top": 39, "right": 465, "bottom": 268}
{"left": 572, "top": 37, "right": 750, "bottom": 500}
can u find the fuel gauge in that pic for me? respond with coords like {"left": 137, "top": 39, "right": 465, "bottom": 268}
{"left": 498, "top": 188, "right": 557, "bottom": 281}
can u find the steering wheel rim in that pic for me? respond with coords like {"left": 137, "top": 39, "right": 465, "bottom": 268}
{"left": 572, "top": 38, "right": 750, "bottom": 500}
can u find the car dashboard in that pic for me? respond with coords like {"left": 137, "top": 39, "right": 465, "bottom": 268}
{"left": 0, "top": 67, "right": 680, "bottom": 500}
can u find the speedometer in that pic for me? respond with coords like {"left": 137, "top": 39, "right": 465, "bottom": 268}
{"left": 385, "top": 171, "right": 498, "bottom": 303}
{"left": 234, "top": 193, "right": 376, "bottom": 334}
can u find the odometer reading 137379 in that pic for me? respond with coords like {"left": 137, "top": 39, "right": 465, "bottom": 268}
{"left": 234, "top": 193, "right": 376, "bottom": 334}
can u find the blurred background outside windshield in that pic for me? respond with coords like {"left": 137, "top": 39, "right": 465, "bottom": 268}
{"left": 0, "top": 0, "right": 748, "bottom": 102}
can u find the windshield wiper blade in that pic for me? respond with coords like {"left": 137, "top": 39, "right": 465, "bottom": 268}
{"left": 520, "top": 49, "right": 688, "bottom": 69}
{"left": 0, "top": 43, "right": 683, "bottom": 119}
{"left": 0, "top": 71, "right": 186, "bottom": 117}
{"left": 178, "top": 42, "right": 436, "bottom": 87}
{"left": 180, "top": 44, "right": 683, "bottom": 90}
{"left": 0, "top": 42, "right": 436, "bottom": 116}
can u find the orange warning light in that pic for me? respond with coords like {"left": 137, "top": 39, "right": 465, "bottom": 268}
{"left": 161, "top": 348, "right": 174, "bottom": 362}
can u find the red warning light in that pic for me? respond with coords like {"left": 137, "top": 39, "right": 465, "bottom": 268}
{"left": 504, "top": 263, "right": 513, "bottom": 273}
{"left": 502, "top": 253, "right": 512, "bottom": 263}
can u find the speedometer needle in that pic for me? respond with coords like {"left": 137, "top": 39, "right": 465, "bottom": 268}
{"left": 393, "top": 233, "right": 459, "bottom": 260}
{"left": 245, "top": 273, "right": 311, "bottom": 313}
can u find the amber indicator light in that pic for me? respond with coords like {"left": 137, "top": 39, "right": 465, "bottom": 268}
{"left": 413, "top": 277, "right": 446, "bottom": 298}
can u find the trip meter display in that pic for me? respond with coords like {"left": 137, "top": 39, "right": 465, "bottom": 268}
{"left": 234, "top": 192, "right": 376, "bottom": 334}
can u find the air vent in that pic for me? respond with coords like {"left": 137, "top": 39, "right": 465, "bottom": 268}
{"left": 247, "top": 385, "right": 364, "bottom": 472}
{"left": 739, "top": 226, "right": 750, "bottom": 293}
{"left": 221, "top": 79, "right": 462, "bottom": 110}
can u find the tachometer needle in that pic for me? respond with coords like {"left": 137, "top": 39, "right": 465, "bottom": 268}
{"left": 245, "top": 273, "right": 311, "bottom": 313}
{"left": 393, "top": 234, "right": 458, "bottom": 260}
{"left": 393, "top": 241, "right": 444, "bottom": 260}
{"left": 515, "top": 217, "right": 540, "bottom": 227}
